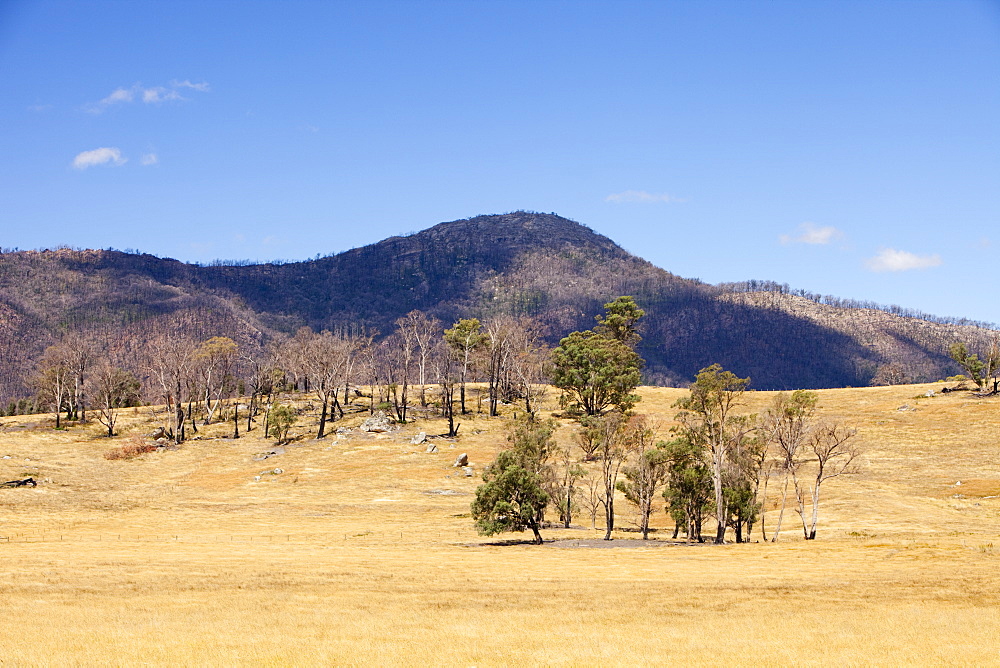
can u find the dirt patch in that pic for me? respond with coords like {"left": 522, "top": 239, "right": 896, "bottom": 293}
{"left": 546, "top": 538, "right": 709, "bottom": 549}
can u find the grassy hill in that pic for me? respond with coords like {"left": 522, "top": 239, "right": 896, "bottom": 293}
{"left": 0, "top": 383, "right": 998, "bottom": 664}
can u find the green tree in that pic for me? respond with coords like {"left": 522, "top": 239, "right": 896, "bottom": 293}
{"left": 595, "top": 296, "right": 645, "bottom": 348}
{"left": 551, "top": 331, "right": 642, "bottom": 416}
{"left": 722, "top": 429, "right": 766, "bottom": 543}
{"left": 949, "top": 338, "right": 1000, "bottom": 392}
{"left": 662, "top": 436, "right": 713, "bottom": 543}
{"left": 673, "top": 364, "right": 755, "bottom": 544}
{"left": 268, "top": 403, "right": 298, "bottom": 444}
{"left": 471, "top": 417, "right": 555, "bottom": 544}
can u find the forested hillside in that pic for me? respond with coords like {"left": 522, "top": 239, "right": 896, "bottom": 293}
{"left": 0, "top": 211, "right": 994, "bottom": 406}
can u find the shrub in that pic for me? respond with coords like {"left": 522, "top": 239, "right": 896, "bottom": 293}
{"left": 105, "top": 437, "right": 157, "bottom": 460}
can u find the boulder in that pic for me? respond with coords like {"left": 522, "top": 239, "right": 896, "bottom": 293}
{"left": 462, "top": 466, "right": 474, "bottom": 477}
{"left": 360, "top": 411, "right": 394, "bottom": 433}
{"left": 425, "top": 443, "right": 439, "bottom": 454}
{"left": 454, "top": 453, "right": 469, "bottom": 467}
{"left": 147, "top": 426, "right": 167, "bottom": 440}
{"left": 411, "top": 432, "right": 427, "bottom": 445}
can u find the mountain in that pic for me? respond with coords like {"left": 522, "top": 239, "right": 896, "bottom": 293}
{"left": 0, "top": 211, "right": 994, "bottom": 406}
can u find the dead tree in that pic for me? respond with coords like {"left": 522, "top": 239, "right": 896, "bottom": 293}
{"left": 795, "top": 423, "right": 861, "bottom": 540}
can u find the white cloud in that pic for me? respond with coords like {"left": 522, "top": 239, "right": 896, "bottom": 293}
{"left": 865, "top": 248, "right": 942, "bottom": 272}
{"left": 173, "top": 80, "right": 210, "bottom": 92}
{"left": 140, "top": 153, "right": 158, "bottom": 166}
{"left": 143, "top": 86, "right": 187, "bottom": 104}
{"left": 86, "top": 80, "right": 208, "bottom": 112}
{"left": 103, "top": 87, "right": 134, "bottom": 104}
{"left": 605, "top": 190, "right": 681, "bottom": 204}
{"left": 72, "top": 147, "right": 127, "bottom": 169}
{"left": 779, "top": 222, "right": 843, "bottom": 245}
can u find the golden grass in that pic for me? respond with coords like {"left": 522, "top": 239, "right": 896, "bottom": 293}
{"left": 1, "top": 383, "right": 999, "bottom": 665}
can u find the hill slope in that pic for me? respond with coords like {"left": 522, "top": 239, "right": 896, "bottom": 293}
{"left": 0, "top": 211, "right": 994, "bottom": 404}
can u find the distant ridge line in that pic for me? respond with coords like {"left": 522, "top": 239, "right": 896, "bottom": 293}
{"left": 718, "top": 279, "right": 997, "bottom": 331}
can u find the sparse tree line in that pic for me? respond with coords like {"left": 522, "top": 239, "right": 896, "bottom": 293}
{"left": 9, "top": 307, "right": 556, "bottom": 443}
{"left": 723, "top": 279, "right": 997, "bottom": 330}
{"left": 7, "top": 293, "right": 995, "bottom": 550}
{"left": 473, "top": 298, "right": 864, "bottom": 545}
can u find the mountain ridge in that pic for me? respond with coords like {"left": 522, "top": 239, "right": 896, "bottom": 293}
{"left": 0, "top": 211, "right": 995, "bottom": 405}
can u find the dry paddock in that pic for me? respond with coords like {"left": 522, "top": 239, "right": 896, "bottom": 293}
{"left": 1, "top": 383, "right": 999, "bottom": 665}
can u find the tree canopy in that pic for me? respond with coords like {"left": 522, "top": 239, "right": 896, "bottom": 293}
{"left": 551, "top": 330, "right": 643, "bottom": 416}
{"left": 471, "top": 418, "right": 554, "bottom": 544}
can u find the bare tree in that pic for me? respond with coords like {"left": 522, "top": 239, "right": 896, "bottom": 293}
{"left": 194, "top": 336, "right": 239, "bottom": 425}
{"left": 90, "top": 363, "right": 140, "bottom": 437}
{"left": 763, "top": 390, "right": 817, "bottom": 542}
{"left": 277, "top": 327, "right": 314, "bottom": 393}
{"left": 32, "top": 345, "right": 72, "bottom": 428}
{"left": 578, "top": 472, "right": 605, "bottom": 531}
{"left": 386, "top": 319, "right": 417, "bottom": 423}
{"left": 550, "top": 445, "right": 586, "bottom": 528}
{"left": 146, "top": 333, "right": 198, "bottom": 444}
{"left": 431, "top": 336, "right": 461, "bottom": 437}
{"left": 395, "top": 310, "right": 440, "bottom": 408}
{"left": 304, "top": 330, "right": 349, "bottom": 439}
{"left": 795, "top": 423, "right": 861, "bottom": 540}
{"left": 484, "top": 316, "right": 516, "bottom": 416}
{"left": 588, "top": 411, "right": 639, "bottom": 540}
{"left": 617, "top": 417, "right": 669, "bottom": 539}
{"left": 241, "top": 342, "right": 280, "bottom": 434}
{"left": 62, "top": 333, "right": 95, "bottom": 421}
{"left": 444, "top": 318, "right": 485, "bottom": 415}
{"left": 507, "top": 317, "right": 548, "bottom": 416}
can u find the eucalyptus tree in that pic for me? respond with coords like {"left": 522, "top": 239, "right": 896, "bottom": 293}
{"left": 444, "top": 318, "right": 485, "bottom": 414}
{"left": 471, "top": 417, "right": 556, "bottom": 544}
{"left": 673, "top": 364, "right": 755, "bottom": 544}
{"left": 90, "top": 363, "right": 140, "bottom": 437}
{"left": 617, "top": 418, "right": 669, "bottom": 539}
{"left": 796, "top": 423, "right": 861, "bottom": 540}
{"left": 763, "top": 390, "right": 818, "bottom": 542}
{"left": 194, "top": 336, "right": 238, "bottom": 425}
{"left": 949, "top": 336, "right": 1000, "bottom": 392}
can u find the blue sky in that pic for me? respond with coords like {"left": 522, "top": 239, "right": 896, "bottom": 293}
{"left": 1, "top": 0, "right": 998, "bottom": 324}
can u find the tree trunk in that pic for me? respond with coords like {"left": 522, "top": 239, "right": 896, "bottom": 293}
{"left": 771, "top": 472, "right": 790, "bottom": 542}
{"left": 807, "top": 481, "right": 822, "bottom": 539}
{"left": 604, "top": 497, "right": 615, "bottom": 540}
{"left": 317, "top": 394, "right": 328, "bottom": 439}
{"left": 530, "top": 522, "right": 543, "bottom": 544}
{"left": 174, "top": 381, "right": 184, "bottom": 444}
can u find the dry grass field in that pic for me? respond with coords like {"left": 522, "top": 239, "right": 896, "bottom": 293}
{"left": 1, "top": 383, "right": 999, "bottom": 665}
